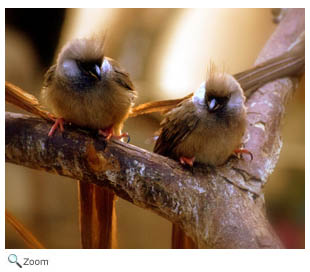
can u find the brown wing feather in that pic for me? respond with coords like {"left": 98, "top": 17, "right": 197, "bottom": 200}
{"left": 106, "top": 57, "right": 134, "bottom": 91}
{"left": 130, "top": 93, "right": 194, "bottom": 117}
{"left": 113, "top": 69, "right": 134, "bottom": 91}
{"left": 43, "top": 64, "right": 57, "bottom": 88}
{"left": 154, "top": 99, "right": 200, "bottom": 157}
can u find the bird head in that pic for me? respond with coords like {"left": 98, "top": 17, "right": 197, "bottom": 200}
{"left": 193, "top": 69, "right": 245, "bottom": 118}
{"left": 55, "top": 37, "right": 116, "bottom": 91}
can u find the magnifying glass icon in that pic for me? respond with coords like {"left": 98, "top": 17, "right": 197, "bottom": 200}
{"left": 8, "top": 254, "right": 22, "bottom": 268}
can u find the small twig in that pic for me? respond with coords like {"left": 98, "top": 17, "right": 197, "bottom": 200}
{"left": 5, "top": 9, "right": 304, "bottom": 248}
{"left": 5, "top": 209, "right": 45, "bottom": 249}
{"left": 5, "top": 81, "right": 55, "bottom": 121}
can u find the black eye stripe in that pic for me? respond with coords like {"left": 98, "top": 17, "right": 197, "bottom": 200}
{"left": 205, "top": 95, "right": 230, "bottom": 112}
{"left": 207, "top": 96, "right": 229, "bottom": 104}
{"left": 76, "top": 60, "right": 102, "bottom": 79}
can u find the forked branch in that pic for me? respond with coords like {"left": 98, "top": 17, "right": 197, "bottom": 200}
{"left": 5, "top": 9, "right": 304, "bottom": 248}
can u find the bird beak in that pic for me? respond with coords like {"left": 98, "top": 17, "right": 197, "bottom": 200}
{"left": 89, "top": 64, "right": 101, "bottom": 80}
{"left": 101, "top": 58, "right": 112, "bottom": 74}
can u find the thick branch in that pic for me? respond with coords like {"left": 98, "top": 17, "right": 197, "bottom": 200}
{"left": 5, "top": 9, "right": 304, "bottom": 248}
{"left": 6, "top": 111, "right": 280, "bottom": 248}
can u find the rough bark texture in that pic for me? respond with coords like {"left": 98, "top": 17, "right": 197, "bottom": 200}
{"left": 5, "top": 9, "right": 304, "bottom": 248}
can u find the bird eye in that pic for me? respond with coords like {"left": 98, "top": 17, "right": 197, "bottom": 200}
{"left": 206, "top": 96, "right": 229, "bottom": 112}
{"left": 76, "top": 60, "right": 101, "bottom": 80}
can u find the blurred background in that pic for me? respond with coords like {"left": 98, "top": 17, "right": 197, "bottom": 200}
{"left": 5, "top": 8, "right": 304, "bottom": 249}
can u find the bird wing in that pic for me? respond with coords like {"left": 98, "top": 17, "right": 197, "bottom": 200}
{"left": 114, "top": 68, "right": 135, "bottom": 91}
{"left": 105, "top": 57, "right": 135, "bottom": 91}
{"left": 42, "top": 64, "right": 57, "bottom": 88}
{"left": 154, "top": 99, "right": 200, "bottom": 157}
{"left": 130, "top": 93, "right": 194, "bottom": 117}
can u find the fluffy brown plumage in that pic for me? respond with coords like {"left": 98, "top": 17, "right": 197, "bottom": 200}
{"left": 154, "top": 69, "right": 246, "bottom": 166}
{"left": 41, "top": 37, "right": 136, "bottom": 137}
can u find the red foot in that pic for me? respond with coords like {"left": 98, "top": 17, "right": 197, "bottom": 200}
{"left": 98, "top": 127, "right": 130, "bottom": 142}
{"left": 234, "top": 148, "right": 253, "bottom": 161}
{"left": 114, "top": 132, "right": 130, "bottom": 141}
{"left": 179, "top": 156, "right": 195, "bottom": 167}
{"left": 98, "top": 127, "right": 113, "bottom": 140}
{"left": 48, "top": 118, "right": 64, "bottom": 137}
{"left": 47, "top": 113, "right": 56, "bottom": 122}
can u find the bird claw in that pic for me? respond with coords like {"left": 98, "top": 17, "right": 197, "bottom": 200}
{"left": 98, "top": 128, "right": 130, "bottom": 143}
{"left": 47, "top": 113, "right": 57, "bottom": 122}
{"left": 98, "top": 128, "right": 113, "bottom": 140}
{"left": 48, "top": 118, "right": 65, "bottom": 137}
{"left": 179, "top": 156, "right": 195, "bottom": 167}
{"left": 234, "top": 148, "right": 253, "bottom": 161}
{"left": 114, "top": 132, "right": 131, "bottom": 143}
{"left": 48, "top": 122, "right": 131, "bottom": 143}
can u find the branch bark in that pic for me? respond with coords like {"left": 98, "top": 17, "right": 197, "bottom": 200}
{"left": 5, "top": 9, "right": 304, "bottom": 248}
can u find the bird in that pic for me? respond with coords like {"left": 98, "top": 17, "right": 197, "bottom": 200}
{"left": 41, "top": 36, "right": 137, "bottom": 249}
{"left": 41, "top": 36, "right": 136, "bottom": 139}
{"left": 153, "top": 67, "right": 249, "bottom": 248}
{"left": 154, "top": 67, "right": 248, "bottom": 168}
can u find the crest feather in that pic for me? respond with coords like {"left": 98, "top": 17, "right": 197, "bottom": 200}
{"left": 205, "top": 61, "right": 240, "bottom": 97}
{"left": 57, "top": 35, "right": 106, "bottom": 64}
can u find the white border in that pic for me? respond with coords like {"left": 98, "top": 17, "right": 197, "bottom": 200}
{"left": 1, "top": 4, "right": 309, "bottom": 272}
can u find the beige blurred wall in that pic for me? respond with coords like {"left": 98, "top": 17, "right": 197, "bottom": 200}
{"left": 5, "top": 8, "right": 304, "bottom": 249}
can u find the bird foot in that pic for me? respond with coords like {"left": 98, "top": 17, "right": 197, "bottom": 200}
{"left": 98, "top": 127, "right": 113, "bottom": 140}
{"left": 234, "top": 148, "right": 253, "bottom": 161}
{"left": 48, "top": 118, "right": 65, "bottom": 137}
{"left": 179, "top": 156, "right": 195, "bottom": 167}
{"left": 98, "top": 128, "right": 130, "bottom": 143}
{"left": 114, "top": 132, "right": 130, "bottom": 143}
{"left": 47, "top": 113, "right": 57, "bottom": 122}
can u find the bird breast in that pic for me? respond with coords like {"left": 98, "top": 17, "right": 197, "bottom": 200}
{"left": 175, "top": 107, "right": 246, "bottom": 166}
{"left": 43, "top": 80, "right": 135, "bottom": 131}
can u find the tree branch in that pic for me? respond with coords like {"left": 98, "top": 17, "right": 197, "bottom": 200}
{"left": 5, "top": 9, "right": 304, "bottom": 248}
